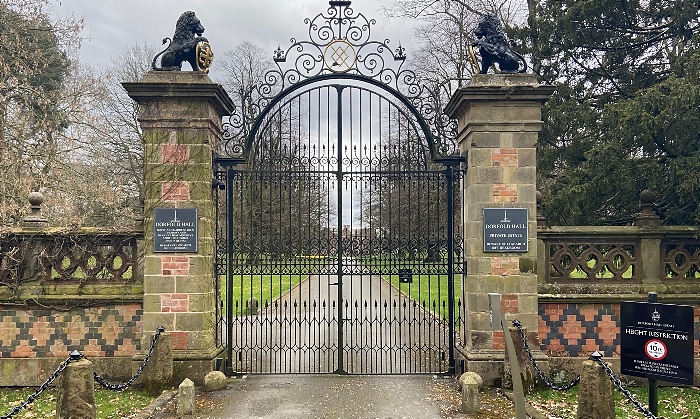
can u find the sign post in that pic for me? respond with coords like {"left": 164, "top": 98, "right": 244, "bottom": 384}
{"left": 489, "top": 293, "right": 526, "bottom": 419}
{"left": 621, "top": 294, "right": 694, "bottom": 415}
{"left": 647, "top": 293, "right": 658, "bottom": 417}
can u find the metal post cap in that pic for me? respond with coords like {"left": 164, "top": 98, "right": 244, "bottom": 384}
{"left": 156, "top": 326, "right": 166, "bottom": 333}
{"left": 589, "top": 351, "right": 603, "bottom": 360}
{"left": 69, "top": 350, "right": 84, "bottom": 360}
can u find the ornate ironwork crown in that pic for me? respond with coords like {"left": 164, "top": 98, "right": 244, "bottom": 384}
{"left": 220, "top": 0, "right": 458, "bottom": 159}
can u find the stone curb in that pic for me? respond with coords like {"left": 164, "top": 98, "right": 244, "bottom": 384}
{"left": 132, "top": 389, "right": 177, "bottom": 419}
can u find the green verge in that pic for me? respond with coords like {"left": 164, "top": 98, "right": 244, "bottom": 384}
{"left": 0, "top": 388, "right": 153, "bottom": 419}
{"left": 220, "top": 256, "right": 320, "bottom": 315}
{"left": 361, "top": 256, "right": 461, "bottom": 319}
{"left": 530, "top": 386, "right": 700, "bottom": 418}
{"left": 219, "top": 254, "right": 462, "bottom": 318}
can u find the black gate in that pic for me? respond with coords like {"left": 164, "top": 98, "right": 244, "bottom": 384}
{"left": 215, "top": 1, "right": 463, "bottom": 375}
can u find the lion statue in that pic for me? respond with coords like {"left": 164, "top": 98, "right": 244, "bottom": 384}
{"left": 152, "top": 11, "right": 213, "bottom": 73}
{"left": 471, "top": 14, "right": 526, "bottom": 74}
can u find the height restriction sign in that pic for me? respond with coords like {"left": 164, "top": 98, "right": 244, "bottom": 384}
{"left": 620, "top": 301, "right": 694, "bottom": 384}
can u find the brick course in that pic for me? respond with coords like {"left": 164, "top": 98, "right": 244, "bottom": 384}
{"left": 161, "top": 293, "right": 189, "bottom": 313}
{"left": 492, "top": 148, "right": 518, "bottom": 166}
{"left": 162, "top": 144, "right": 190, "bottom": 164}
{"left": 161, "top": 256, "right": 190, "bottom": 276}
{"left": 0, "top": 304, "right": 142, "bottom": 358}
{"left": 491, "top": 257, "right": 519, "bottom": 276}
{"left": 492, "top": 183, "right": 517, "bottom": 203}
{"left": 161, "top": 181, "right": 190, "bottom": 201}
{"left": 501, "top": 293, "right": 519, "bottom": 314}
{"left": 170, "top": 331, "right": 189, "bottom": 350}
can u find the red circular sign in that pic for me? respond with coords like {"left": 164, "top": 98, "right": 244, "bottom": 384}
{"left": 645, "top": 339, "right": 667, "bottom": 360}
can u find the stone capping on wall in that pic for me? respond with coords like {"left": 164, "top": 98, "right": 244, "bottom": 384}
{"left": 444, "top": 74, "right": 556, "bottom": 121}
{"left": 0, "top": 228, "right": 144, "bottom": 303}
{"left": 537, "top": 225, "right": 700, "bottom": 298}
{"left": 121, "top": 71, "right": 235, "bottom": 123}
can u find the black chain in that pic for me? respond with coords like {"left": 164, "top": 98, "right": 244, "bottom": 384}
{"left": 512, "top": 319, "right": 580, "bottom": 391}
{"left": 591, "top": 353, "right": 658, "bottom": 419}
{"left": 93, "top": 326, "right": 165, "bottom": 391}
{"left": 0, "top": 351, "right": 83, "bottom": 419}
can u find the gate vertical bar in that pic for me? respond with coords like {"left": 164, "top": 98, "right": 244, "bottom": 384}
{"left": 446, "top": 163, "right": 456, "bottom": 375}
{"left": 335, "top": 84, "right": 345, "bottom": 374}
{"left": 225, "top": 166, "right": 235, "bottom": 376}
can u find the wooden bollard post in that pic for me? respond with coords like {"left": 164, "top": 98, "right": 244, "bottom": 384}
{"left": 577, "top": 352, "right": 614, "bottom": 419}
{"left": 56, "top": 351, "right": 96, "bottom": 419}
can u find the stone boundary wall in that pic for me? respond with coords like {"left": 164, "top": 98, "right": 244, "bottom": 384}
{"left": 0, "top": 303, "right": 142, "bottom": 358}
{"left": 536, "top": 224, "right": 700, "bottom": 384}
{"left": 0, "top": 229, "right": 145, "bottom": 386}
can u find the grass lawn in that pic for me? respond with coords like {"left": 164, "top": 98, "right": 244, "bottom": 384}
{"left": 0, "top": 387, "right": 153, "bottom": 419}
{"left": 361, "top": 255, "right": 461, "bottom": 319}
{"left": 223, "top": 256, "right": 322, "bottom": 315}
{"left": 221, "top": 254, "right": 461, "bottom": 318}
{"left": 530, "top": 385, "right": 700, "bottom": 418}
{"left": 228, "top": 273, "right": 307, "bottom": 314}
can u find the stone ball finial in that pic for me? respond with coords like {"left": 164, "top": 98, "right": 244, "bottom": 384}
{"left": 635, "top": 189, "right": 660, "bottom": 227}
{"left": 639, "top": 189, "right": 656, "bottom": 205}
{"left": 23, "top": 191, "right": 48, "bottom": 228}
{"left": 28, "top": 191, "right": 44, "bottom": 207}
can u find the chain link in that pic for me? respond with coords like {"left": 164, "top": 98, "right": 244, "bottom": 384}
{"left": 0, "top": 352, "right": 82, "bottom": 419}
{"left": 591, "top": 354, "right": 658, "bottom": 419}
{"left": 93, "top": 326, "right": 165, "bottom": 391}
{"left": 1, "top": 327, "right": 165, "bottom": 417}
{"left": 512, "top": 319, "right": 580, "bottom": 391}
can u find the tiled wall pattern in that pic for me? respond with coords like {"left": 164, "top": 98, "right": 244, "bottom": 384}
{"left": 539, "top": 303, "right": 700, "bottom": 357}
{"left": 0, "top": 304, "right": 142, "bottom": 358}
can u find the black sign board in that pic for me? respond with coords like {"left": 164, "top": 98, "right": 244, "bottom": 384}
{"left": 398, "top": 269, "right": 413, "bottom": 284}
{"left": 620, "top": 301, "right": 694, "bottom": 384}
{"left": 483, "top": 208, "right": 528, "bottom": 252}
{"left": 154, "top": 208, "right": 198, "bottom": 253}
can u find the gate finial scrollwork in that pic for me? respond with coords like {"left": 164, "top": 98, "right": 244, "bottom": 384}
{"left": 220, "top": 0, "right": 458, "bottom": 160}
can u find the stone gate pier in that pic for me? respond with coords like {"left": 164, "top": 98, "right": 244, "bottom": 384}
{"left": 446, "top": 74, "right": 554, "bottom": 385}
{"left": 123, "top": 72, "right": 234, "bottom": 385}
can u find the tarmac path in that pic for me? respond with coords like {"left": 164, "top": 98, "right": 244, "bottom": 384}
{"left": 188, "top": 374, "right": 464, "bottom": 419}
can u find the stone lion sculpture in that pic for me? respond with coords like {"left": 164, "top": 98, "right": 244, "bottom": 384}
{"left": 151, "top": 11, "right": 213, "bottom": 73}
{"left": 471, "top": 14, "right": 526, "bottom": 74}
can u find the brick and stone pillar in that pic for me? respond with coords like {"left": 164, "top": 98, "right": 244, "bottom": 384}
{"left": 123, "top": 72, "right": 234, "bottom": 385}
{"left": 445, "top": 74, "right": 554, "bottom": 385}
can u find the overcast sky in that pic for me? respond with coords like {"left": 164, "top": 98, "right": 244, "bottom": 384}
{"left": 50, "top": 0, "right": 422, "bottom": 225}
{"left": 54, "top": 0, "right": 419, "bottom": 77}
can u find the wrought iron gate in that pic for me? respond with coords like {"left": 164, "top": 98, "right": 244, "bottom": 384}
{"left": 215, "top": 1, "right": 463, "bottom": 375}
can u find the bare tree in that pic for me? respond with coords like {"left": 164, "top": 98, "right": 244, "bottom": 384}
{"left": 385, "top": 0, "right": 527, "bottom": 98}
{"left": 218, "top": 41, "right": 274, "bottom": 103}
{"left": 0, "top": 0, "right": 83, "bottom": 226}
{"left": 74, "top": 44, "right": 154, "bottom": 225}
{"left": 217, "top": 42, "right": 336, "bottom": 262}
